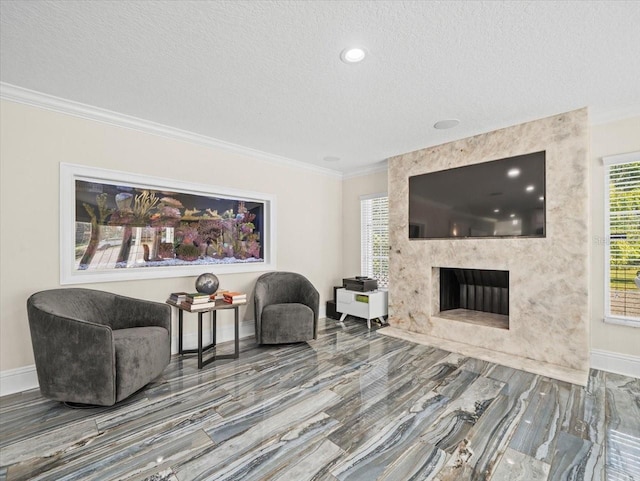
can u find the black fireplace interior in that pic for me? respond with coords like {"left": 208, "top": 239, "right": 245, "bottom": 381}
{"left": 440, "top": 268, "right": 509, "bottom": 315}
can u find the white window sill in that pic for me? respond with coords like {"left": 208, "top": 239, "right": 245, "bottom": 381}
{"left": 604, "top": 316, "right": 640, "bottom": 328}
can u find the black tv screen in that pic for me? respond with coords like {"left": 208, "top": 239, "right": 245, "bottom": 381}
{"left": 409, "top": 151, "right": 545, "bottom": 239}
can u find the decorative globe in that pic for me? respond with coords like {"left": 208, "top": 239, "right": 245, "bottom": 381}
{"left": 195, "top": 273, "right": 219, "bottom": 295}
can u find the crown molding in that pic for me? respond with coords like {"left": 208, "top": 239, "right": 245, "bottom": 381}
{"left": 590, "top": 104, "right": 640, "bottom": 125}
{"left": 0, "top": 82, "right": 343, "bottom": 179}
{"left": 342, "top": 160, "right": 389, "bottom": 180}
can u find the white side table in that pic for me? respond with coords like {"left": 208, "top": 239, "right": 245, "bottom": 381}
{"left": 336, "top": 288, "right": 388, "bottom": 329}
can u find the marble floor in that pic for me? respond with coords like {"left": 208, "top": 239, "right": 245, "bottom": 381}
{"left": 0, "top": 318, "right": 638, "bottom": 481}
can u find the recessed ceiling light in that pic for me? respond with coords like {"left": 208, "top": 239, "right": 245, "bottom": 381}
{"left": 434, "top": 119, "right": 460, "bottom": 130}
{"left": 510, "top": 213, "right": 516, "bottom": 218}
{"left": 323, "top": 156, "right": 340, "bottom": 162}
{"left": 507, "top": 168, "right": 521, "bottom": 178}
{"left": 493, "top": 209, "right": 500, "bottom": 213}
{"left": 539, "top": 196, "right": 544, "bottom": 201}
{"left": 340, "top": 47, "right": 366, "bottom": 63}
{"left": 526, "top": 185, "right": 535, "bottom": 192}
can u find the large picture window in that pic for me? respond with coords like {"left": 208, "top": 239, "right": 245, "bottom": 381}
{"left": 361, "top": 193, "right": 389, "bottom": 288}
{"left": 604, "top": 152, "right": 640, "bottom": 326}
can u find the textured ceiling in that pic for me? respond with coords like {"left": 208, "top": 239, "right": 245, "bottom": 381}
{"left": 1, "top": 0, "right": 639, "bottom": 174}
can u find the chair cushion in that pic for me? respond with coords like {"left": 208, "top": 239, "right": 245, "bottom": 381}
{"left": 261, "top": 303, "right": 314, "bottom": 344}
{"left": 113, "top": 326, "right": 169, "bottom": 402}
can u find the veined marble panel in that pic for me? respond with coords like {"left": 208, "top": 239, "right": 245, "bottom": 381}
{"left": 0, "top": 419, "right": 98, "bottom": 466}
{"left": 604, "top": 373, "right": 640, "bottom": 480}
{"left": 436, "top": 369, "right": 537, "bottom": 479}
{"left": 388, "top": 109, "right": 590, "bottom": 378}
{"left": 547, "top": 431, "right": 605, "bottom": 480}
{"left": 490, "top": 448, "right": 550, "bottom": 481}
{"left": 508, "top": 379, "right": 571, "bottom": 463}
{"left": 1, "top": 319, "right": 636, "bottom": 481}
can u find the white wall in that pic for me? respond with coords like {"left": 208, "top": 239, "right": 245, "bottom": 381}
{"left": 341, "top": 170, "right": 388, "bottom": 279}
{"left": 0, "top": 100, "right": 343, "bottom": 372}
{"left": 3, "top": 99, "right": 637, "bottom": 381}
{"left": 590, "top": 116, "right": 640, "bottom": 358}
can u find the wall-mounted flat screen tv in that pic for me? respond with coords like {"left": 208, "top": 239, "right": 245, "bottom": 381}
{"left": 409, "top": 151, "right": 545, "bottom": 239}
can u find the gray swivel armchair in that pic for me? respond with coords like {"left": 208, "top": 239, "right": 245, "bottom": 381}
{"left": 27, "top": 288, "right": 171, "bottom": 406}
{"left": 254, "top": 272, "right": 320, "bottom": 344}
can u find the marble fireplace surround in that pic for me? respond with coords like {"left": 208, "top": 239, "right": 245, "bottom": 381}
{"left": 382, "top": 109, "right": 590, "bottom": 386}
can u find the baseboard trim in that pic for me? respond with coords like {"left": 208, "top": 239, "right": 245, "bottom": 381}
{"left": 590, "top": 349, "right": 640, "bottom": 378}
{"left": 8, "top": 325, "right": 629, "bottom": 399}
{"left": 0, "top": 364, "right": 39, "bottom": 398}
{"left": 0, "top": 320, "right": 256, "bottom": 398}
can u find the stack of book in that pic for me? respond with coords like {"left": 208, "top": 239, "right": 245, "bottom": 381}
{"left": 185, "top": 292, "right": 211, "bottom": 304}
{"left": 167, "top": 290, "right": 247, "bottom": 310}
{"left": 168, "top": 292, "right": 216, "bottom": 311}
{"left": 168, "top": 292, "right": 188, "bottom": 304}
{"left": 223, "top": 291, "right": 247, "bottom": 304}
{"left": 182, "top": 292, "right": 215, "bottom": 310}
{"left": 209, "top": 289, "right": 230, "bottom": 301}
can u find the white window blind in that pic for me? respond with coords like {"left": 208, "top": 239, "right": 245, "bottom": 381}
{"left": 604, "top": 152, "right": 640, "bottom": 326}
{"left": 361, "top": 194, "right": 389, "bottom": 288}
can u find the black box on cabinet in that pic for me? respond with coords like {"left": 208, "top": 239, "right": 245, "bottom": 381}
{"left": 342, "top": 277, "right": 378, "bottom": 292}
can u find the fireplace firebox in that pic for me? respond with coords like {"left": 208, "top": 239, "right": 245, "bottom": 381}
{"left": 438, "top": 268, "right": 509, "bottom": 329}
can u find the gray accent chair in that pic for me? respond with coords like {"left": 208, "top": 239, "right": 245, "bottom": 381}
{"left": 27, "top": 288, "right": 171, "bottom": 407}
{"left": 254, "top": 272, "right": 320, "bottom": 344}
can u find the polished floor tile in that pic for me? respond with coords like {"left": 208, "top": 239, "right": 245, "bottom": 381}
{"left": 0, "top": 317, "right": 638, "bottom": 481}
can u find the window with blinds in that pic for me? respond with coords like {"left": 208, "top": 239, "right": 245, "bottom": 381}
{"left": 605, "top": 152, "right": 640, "bottom": 325}
{"left": 361, "top": 194, "right": 389, "bottom": 288}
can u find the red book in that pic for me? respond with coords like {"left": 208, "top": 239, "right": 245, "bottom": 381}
{"left": 223, "top": 291, "right": 245, "bottom": 298}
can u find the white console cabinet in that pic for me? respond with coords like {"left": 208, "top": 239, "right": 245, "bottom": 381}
{"left": 336, "top": 288, "right": 388, "bottom": 329}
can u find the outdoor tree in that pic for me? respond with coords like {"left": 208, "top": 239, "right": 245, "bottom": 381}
{"left": 609, "top": 161, "right": 640, "bottom": 285}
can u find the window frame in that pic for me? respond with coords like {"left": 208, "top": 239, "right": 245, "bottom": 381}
{"left": 360, "top": 192, "right": 389, "bottom": 288}
{"left": 603, "top": 151, "right": 640, "bottom": 328}
{"left": 60, "top": 163, "right": 277, "bottom": 284}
